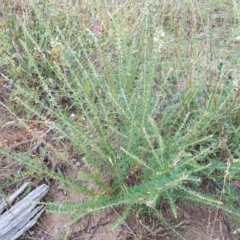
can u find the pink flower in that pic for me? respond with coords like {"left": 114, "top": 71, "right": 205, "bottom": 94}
{"left": 92, "top": 19, "right": 102, "bottom": 36}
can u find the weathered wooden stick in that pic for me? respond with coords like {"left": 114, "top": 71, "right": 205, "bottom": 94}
{"left": 11, "top": 205, "right": 46, "bottom": 240}
{"left": 0, "top": 182, "right": 29, "bottom": 214}
{"left": 0, "top": 184, "right": 49, "bottom": 240}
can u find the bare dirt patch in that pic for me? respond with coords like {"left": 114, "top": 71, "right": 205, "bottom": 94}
{"left": 177, "top": 203, "right": 233, "bottom": 240}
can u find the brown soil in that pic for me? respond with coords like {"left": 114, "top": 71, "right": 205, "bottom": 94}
{"left": 0, "top": 106, "right": 239, "bottom": 240}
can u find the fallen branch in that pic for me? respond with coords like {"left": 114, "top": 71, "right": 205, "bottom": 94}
{"left": 0, "top": 182, "right": 29, "bottom": 214}
{"left": 0, "top": 184, "right": 49, "bottom": 240}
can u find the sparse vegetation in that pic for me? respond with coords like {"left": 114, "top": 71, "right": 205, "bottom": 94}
{"left": 1, "top": 0, "right": 240, "bottom": 239}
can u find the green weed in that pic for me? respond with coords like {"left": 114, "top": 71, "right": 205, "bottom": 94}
{"left": 1, "top": 0, "right": 240, "bottom": 238}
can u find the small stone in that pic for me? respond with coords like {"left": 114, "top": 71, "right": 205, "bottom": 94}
{"left": 70, "top": 113, "right": 76, "bottom": 118}
{"left": 75, "top": 162, "right": 81, "bottom": 167}
{"left": 64, "top": 68, "right": 70, "bottom": 76}
{"left": 235, "top": 36, "right": 240, "bottom": 42}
